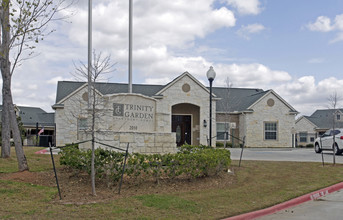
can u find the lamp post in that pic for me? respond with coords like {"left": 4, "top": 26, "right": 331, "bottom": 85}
{"left": 207, "top": 66, "right": 216, "bottom": 147}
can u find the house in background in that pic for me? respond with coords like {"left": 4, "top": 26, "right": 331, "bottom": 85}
{"left": 0, "top": 105, "right": 55, "bottom": 146}
{"left": 52, "top": 72, "right": 298, "bottom": 152}
{"left": 295, "top": 109, "right": 343, "bottom": 146}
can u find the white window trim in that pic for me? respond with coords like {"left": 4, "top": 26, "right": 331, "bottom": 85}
{"left": 264, "top": 121, "right": 278, "bottom": 141}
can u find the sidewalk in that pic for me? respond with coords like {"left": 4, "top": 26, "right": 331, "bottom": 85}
{"left": 224, "top": 182, "right": 343, "bottom": 220}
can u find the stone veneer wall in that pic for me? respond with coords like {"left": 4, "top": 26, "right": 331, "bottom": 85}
{"left": 215, "top": 113, "right": 240, "bottom": 145}
{"left": 55, "top": 86, "right": 178, "bottom": 153}
{"left": 295, "top": 117, "right": 317, "bottom": 145}
{"left": 244, "top": 93, "right": 296, "bottom": 148}
{"left": 155, "top": 74, "right": 216, "bottom": 146}
{"left": 79, "top": 132, "right": 177, "bottom": 154}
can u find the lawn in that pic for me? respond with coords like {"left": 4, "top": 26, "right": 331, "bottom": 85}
{"left": 1, "top": 147, "right": 343, "bottom": 219}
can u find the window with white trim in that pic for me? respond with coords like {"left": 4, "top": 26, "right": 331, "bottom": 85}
{"left": 216, "top": 122, "right": 229, "bottom": 140}
{"left": 264, "top": 122, "right": 277, "bottom": 140}
{"left": 299, "top": 132, "right": 307, "bottom": 142}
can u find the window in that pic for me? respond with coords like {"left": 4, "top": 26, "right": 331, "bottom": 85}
{"left": 78, "top": 118, "right": 88, "bottom": 130}
{"left": 310, "top": 137, "right": 315, "bottom": 142}
{"left": 264, "top": 122, "right": 277, "bottom": 140}
{"left": 337, "top": 114, "right": 341, "bottom": 121}
{"left": 299, "top": 132, "right": 307, "bottom": 142}
{"left": 216, "top": 123, "right": 229, "bottom": 140}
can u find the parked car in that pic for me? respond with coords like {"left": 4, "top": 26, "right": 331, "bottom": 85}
{"left": 314, "top": 129, "right": 343, "bottom": 155}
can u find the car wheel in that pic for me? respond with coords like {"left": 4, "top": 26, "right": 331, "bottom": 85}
{"left": 333, "top": 143, "right": 342, "bottom": 155}
{"left": 315, "top": 143, "right": 322, "bottom": 153}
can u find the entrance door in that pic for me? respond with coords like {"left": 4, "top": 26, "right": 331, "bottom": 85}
{"left": 172, "top": 115, "right": 191, "bottom": 146}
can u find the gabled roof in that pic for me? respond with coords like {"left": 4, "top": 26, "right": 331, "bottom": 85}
{"left": 247, "top": 90, "right": 298, "bottom": 114}
{"left": 213, "top": 87, "right": 266, "bottom": 112}
{"left": 55, "top": 81, "right": 164, "bottom": 104}
{"left": 0, "top": 105, "right": 55, "bottom": 127}
{"left": 295, "top": 115, "right": 317, "bottom": 128}
{"left": 306, "top": 109, "right": 343, "bottom": 129}
{"left": 54, "top": 73, "right": 297, "bottom": 114}
{"left": 155, "top": 72, "right": 214, "bottom": 96}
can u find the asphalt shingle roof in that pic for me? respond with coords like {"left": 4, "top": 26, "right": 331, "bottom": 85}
{"left": 0, "top": 105, "right": 55, "bottom": 127}
{"left": 55, "top": 81, "right": 164, "bottom": 104}
{"left": 212, "top": 87, "right": 267, "bottom": 112}
{"left": 306, "top": 109, "right": 343, "bottom": 129}
{"left": 55, "top": 81, "right": 266, "bottom": 113}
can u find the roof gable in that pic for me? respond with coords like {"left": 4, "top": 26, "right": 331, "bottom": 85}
{"left": 155, "top": 72, "right": 213, "bottom": 96}
{"left": 247, "top": 90, "right": 298, "bottom": 114}
{"left": 214, "top": 87, "right": 266, "bottom": 112}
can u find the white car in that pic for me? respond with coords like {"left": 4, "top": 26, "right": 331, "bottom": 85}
{"left": 314, "top": 129, "right": 343, "bottom": 155}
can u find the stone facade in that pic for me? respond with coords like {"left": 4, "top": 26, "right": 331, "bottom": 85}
{"left": 54, "top": 73, "right": 216, "bottom": 153}
{"left": 295, "top": 116, "right": 317, "bottom": 146}
{"left": 54, "top": 73, "right": 298, "bottom": 151}
{"left": 243, "top": 92, "right": 296, "bottom": 148}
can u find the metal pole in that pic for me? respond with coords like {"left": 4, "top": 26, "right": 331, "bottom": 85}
{"left": 49, "top": 142, "right": 62, "bottom": 200}
{"left": 36, "top": 122, "right": 38, "bottom": 146}
{"left": 119, "top": 143, "right": 130, "bottom": 194}
{"left": 239, "top": 136, "right": 246, "bottom": 167}
{"left": 209, "top": 79, "right": 213, "bottom": 147}
{"left": 87, "top": 0, "right": 93, "bottom": 109}
{"left": 128, "top": 0, "right": 133, "bottom": 93}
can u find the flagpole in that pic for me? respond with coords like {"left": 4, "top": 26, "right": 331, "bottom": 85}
{"left": 88, "top": 0, "right": 93, "bottom": 108}
{"left": 128, "top": 0, "right": 133, "bottom": 93}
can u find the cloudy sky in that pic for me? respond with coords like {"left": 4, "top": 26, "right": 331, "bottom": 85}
{"left": 6, "top": 0, "right": 343, "bottom": 116}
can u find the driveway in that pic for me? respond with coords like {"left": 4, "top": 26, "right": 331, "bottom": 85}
{"left": 228, "top": 147, "right": 343, "bottom": 164}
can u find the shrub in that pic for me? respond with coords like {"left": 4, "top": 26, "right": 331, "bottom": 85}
{"left": 60, "top": 144, "right": 231, "bottom": 184}
{"left": 306, "top": 144, "right": 314, "bottom": 148}
{"left": 216, "top": 142, "right": 224, "bottom": 148}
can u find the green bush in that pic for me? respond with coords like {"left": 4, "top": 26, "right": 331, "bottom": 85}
{"left": 216, "top": 142, "right": 224, "bottom": 148}
{"left": 59, "top": 144, "right": 231, "bottom": 184}
{"left": 306, "top": 144, "right": 314, "bottom": 148}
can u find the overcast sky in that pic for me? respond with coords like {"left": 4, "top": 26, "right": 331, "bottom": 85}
{"left": 5, "top": 0, "right": 343, "bottom": 116}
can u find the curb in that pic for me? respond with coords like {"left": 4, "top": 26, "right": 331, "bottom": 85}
{"left": 224, "top": 182, "right": 343, "bottom": 220}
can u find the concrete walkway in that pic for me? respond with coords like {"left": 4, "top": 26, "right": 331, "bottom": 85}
{"left": 259, "top": 188, "right": 343, "bottom": 220}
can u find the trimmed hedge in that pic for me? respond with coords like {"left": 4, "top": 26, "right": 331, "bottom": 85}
{"left": 59, "top": 144, "right": 231, "bottom": 184}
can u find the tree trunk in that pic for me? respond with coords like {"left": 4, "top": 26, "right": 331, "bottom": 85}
{"left": 0, "top": 0, "right": 29, "bottom": 171}
{"left": 1, "top": 66, "right": 29, "bottom": 171}
{"left": 1, "top": 64, "right": 11, "bottom": 158}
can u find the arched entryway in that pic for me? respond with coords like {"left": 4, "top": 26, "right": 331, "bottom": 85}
{"left": 171, "top": 103, "right": 200, "bottom": 146}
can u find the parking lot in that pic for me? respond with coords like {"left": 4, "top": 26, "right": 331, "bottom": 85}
{"left": 229, "top": 147, "right": 343, "bottom": 164}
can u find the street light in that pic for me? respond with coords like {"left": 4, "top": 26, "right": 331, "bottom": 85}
{"left": 207, "top": 66, "right": 216, "bottom": 147}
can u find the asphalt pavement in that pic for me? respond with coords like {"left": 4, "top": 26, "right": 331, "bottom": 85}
{"left": 229, "top": 147, "right": 343, "bottom": 164}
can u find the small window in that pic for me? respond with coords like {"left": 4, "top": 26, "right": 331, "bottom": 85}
{"left": 78, "top": 118, "right": 88, "bottom": 130}
{"left": 265, "top": 122, "right": 277, "bottom": 140}
{"left": 337, "top": 114, "right": 341, "bottom": 121}
{"left": 216, "top": 123, "right": 229, "bottom": 140}
{"left": 299, "top": 132, "right": 307, "bottom": 142}
{"left": 310, "top": 137, "right": 315, "bottom": 142}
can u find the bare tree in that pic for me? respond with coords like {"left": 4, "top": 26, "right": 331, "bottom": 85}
{"left": 72, "top": 51, "right": 115, "bottom": 196}
{"left": 222, "top": 77, "right": 232, "bottom": 148}
{"left": 327, "top": 91, "right": 341, "bottom": 165}
{"left": 0, "top": 0, "right": 72, "bottom": 171}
